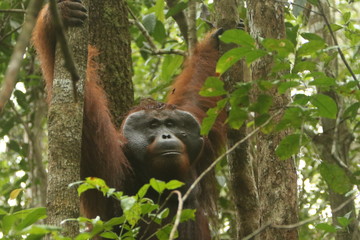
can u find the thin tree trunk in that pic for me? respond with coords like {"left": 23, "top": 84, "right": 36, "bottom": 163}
{"left": 246, "top": 0, "right": 298, "bottom": 239}
{"left": 46, "top": 0, "right": 88, "bottom": 237}
{"left": 307, "top": 1, "right": 359, "bottom": 239}
{"left": 89, "top": 0, "right": 133, "bottom": 126}
{"left": 214, "top": 0, "right": 260, "bottom": 239}
{"left": 187, "top": 0, "right": 197, "bottom": 52}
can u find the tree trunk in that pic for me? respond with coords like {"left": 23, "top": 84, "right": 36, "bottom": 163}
{"left": 307, "top": 1, "right": 359, "bottom": 239}
{"left": 214, "top": 0, "right": 260, "bottom": 239}
{"left": 246, "top": 0, "right": 298, "bottom": 239}
{"left": 89, "top": 0, "right": 133, "bottom": 126}
{"left": 46, "top": 0, "right": 88, "bottom": 237}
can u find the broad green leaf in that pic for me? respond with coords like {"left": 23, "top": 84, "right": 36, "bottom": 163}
{"left": 165, "top": 2, "right": 187, "bottom": 18}
{"left": 319, "top": 162, "right": 352, "bottom": 194}
{"left": 137, "top": 184, "right": 150, "bottom": 198}
{"left": 293, "top": 94, "right": 310, "bottom": 105}
{"left": 344, "top": 102, "right": 360, "bottom": 119}
{"left": 77, "top": 183, "right": 96, "bottom": 196}
{"left": 121, "top": 197, "right": 137, "bottom": 211}
{"left": 154, "top": 0, "right": 165, "bottom": 22}
{"left": 15, "top": 207, "right": 47, "bottom": 231}
{"left": 156, "top": 224, "right": 175, "bottom": 240}
{"left": 142, "top": 13, "right": 156, "bottom": 33}
{"left": 228, "top": 106, "right": 247, "bottom": 129}
{"left": 343, "top": 12, "right": 351, "bottom": 24}
{"left": 141, "top": 203, "right": 159, "bottom": 215}
{"left": 150, "top": 178, "right": 166, "bottom": 193}
{"left": 330, "top": 23, "right": 343, "bottom": 32}
{"left": 310, "top": 94, "right": 338, "bottom": 119}
{"left": 0, "top": 208, "right": 8, "bottom": 215}
{"left": 297, "top": 39, "right": 325, "bottom": 56}
{"left": 278, "top": 81, "right": 300, "bottom": 94}
{"left": 337, "top": 216, "right": 351, "bottom": 227}
{"left": 153, "top": 21, "right": 166, "bottom": 44}
{"left": 201, "top": 99, "right": 227, "bottom": 135}
{"left": 220, "top": 29, "right": 255, "bottom": 48}
{"left": 250, "top": 94, "right": 273, "bottom": 114}
{"left": 315, "top": 223, "right": 337, "bottom": 233}
{"left": 292, "top": 61, "right": 317, "bottom": 73}
{"left": 161, "top": 55, "right": 183, "bottom": 82}
{"left": 165, "top": 180, "right": 184, "bottom": 190}
{"left": 275, "top": 134, "right": 302, "bottom": 160}
{"left": 100, "top": 232, "right": 118, "bottom": 239}
{"left": 124, "top": 203, "right": 142, "bottom": 226}
{"left": 216, "top": 47, "right": 250, "bottom": 74}
{"left": 244, "top": 50, "right": 267, "bottom": 64}
{"left": 263, "top": 38, "right": 295, "bottom": 58}
{"left": 301, "top": 33, "right": 324, "bottom": 41}
{"left": 200, "top": 77, "right": 227, "bottom": 97}
{"left": 2, "top": 214, "right": 16, "bottom": 234}
{"left": 179, "top": 209, "right": 196, "bottom": 223}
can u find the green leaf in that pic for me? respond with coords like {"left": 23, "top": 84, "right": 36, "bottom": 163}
{"left": 104, "top": 217, "right": 126, "bottom": 228}
{"left": 179, "top": 209, "right": 196, "bottom": 223}
{"left": 137, "top": 184, "right": 150, "bottom": 198}
{"left": 297, "top": 39, "right": 325, "bottom": 56}
{"left": 161, "top": 55, "right": 183, "bottom": 82}
{"left": 15, "top": 208, "right": 47, "bottom": 231}
{"left": 150, "top": 178, "right": 166, "bottom": 194}
{"left": 315, "top": 223, "right": 337, "bottom": 233}
{"left": 337, "top": 216, "right": 351, "bottom": 227}
{"left": 141, "top": 203, "right": 159, "bottom": 215}
{"left": 165, "top": 2, "right": 187, "bottom": 18}
{"left": 201, "top": 99, "right": 227, "bottom": 135}
{"left": 310, "top": 94, "right": 338, "bottom": 119}
{"left": 278, "top": 81, "right": 300, "bottom": 94}
{"left": 216, "top": 47, "right": 250, "bottom": 74}
{"left": 263, "top": 38, "right": 295, "bottom": 58}
{"left": 77, "top": 183, "right": 96, "bottom": 196}
{"left": 319, "top": 163, "right": 352, "bottom": 194}
{"left": 142, "top": 14, "right": 156, "bottom": 33}
{"left": 100, "top": 232, "right": 118, "bottom": 239}
{"left": 250, "top": 94, "right": 273, "bottom": 114}
{"left": 344, "top": 102, "right": 360, "bottom": 120}
{"left": 330, "top": 23, "right": 343, "bottom": 32}
{"left": 228, "top": 106, "right": 247, "bottom": 129}
{"left": 154, "top": 0, "right": 165, "bottom": 22}
{"left": 343, "top": 12, "right": 351, "bottom": 24}
{"left": 165, "top": 180, "right": 184, "bottom": 190}
{"left": 292, "top": 61, "right": 317, "bottom": 73}
{"left": 153, "top": 21, "right": 166, "bottom": 44}
{"left": 275, "top": 134, "right": 302, "bottom": 160}
{"left": 220, "top": 29, "right": 255, "bottom": 48}
{"left": 0, "top": 208, "right": 8, "bottom": 215}
{"left": 200, "top": 77, "right": 227, "bottom": 97}
{"left": 156, "top": 224, "right": 175, "bottom": 240}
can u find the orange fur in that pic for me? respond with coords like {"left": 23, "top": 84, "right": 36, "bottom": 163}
{"left": 32, "top": 3, "right": 226, "bottom": 239}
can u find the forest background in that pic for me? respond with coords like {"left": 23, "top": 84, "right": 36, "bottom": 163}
{"left": 0, "top": 0, "right": 359, "bottom": 239}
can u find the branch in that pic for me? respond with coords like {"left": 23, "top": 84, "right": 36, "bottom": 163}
{"left": 187, "top": 0, "right": 197, "bottom": 52}
{"left": 0, "top": 0, "right": 45, "bottom": 114}
{"left": 0, "top": 9, "right": 26, "bottom": 13}
{"left": 317, "top": 1, "right": 360, "bottom": 89}
{"left": 127, "top": 6, "right": 186, "bottom": 56}
{"left": 242, "top": 194, "right": 359, "bottom": 240}
{"left": 168, "top": 190, "right": 183, "bottom": 240}
{"left": 165, "top": 0, "right": 188, "bottom": 44}
{"left": 48, "top": 0, "right": 80, "bottom": 102}
{"left": 182, "top": 109, "right": 283, "bottom": 203}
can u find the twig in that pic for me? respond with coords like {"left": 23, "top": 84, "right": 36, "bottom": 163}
{"left": 48, "top": 0, "right": 80, "bottom": 102}
{"left": 168, "top": 191, "right": 183, "bottom": 240}
{"left": 242, "top": 194, "right": 359, "bottom": 240}
{"left": 0, "top": 0, "right": 45, "bottom": 114}
{"left": 317, "top": 1, "right": 360, "bottom": 89}
{"left": 182, "top": 109, "right": 283, "bottom": 203}
{"left": 0, "top": 9, "right": 26, "bottom": 13}
{"left": 0, "top": 25, "right": 22, "bottom": 42}
{"left": 127, "top": 6, "right": 186, "bottom": 56}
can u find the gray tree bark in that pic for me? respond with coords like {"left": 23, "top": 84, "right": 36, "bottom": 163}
{"left": 214, "top": 0, "right": 260, "bottom": 239}
{"left": 246, "top": 0, "right": 298, "bottom": 239}
{"left": 46, "top": 0, "right": 88, "bottom": 237}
